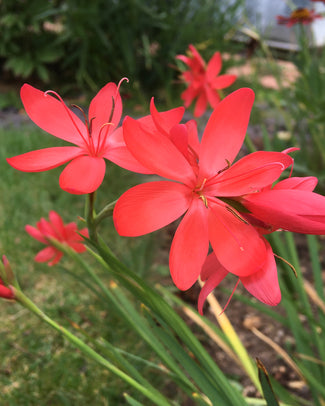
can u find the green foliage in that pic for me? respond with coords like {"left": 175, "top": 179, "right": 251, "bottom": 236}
{"left": 0, "top": 0, "right": 244, "bottom": 97}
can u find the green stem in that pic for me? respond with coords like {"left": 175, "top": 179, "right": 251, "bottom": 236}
{"left": 12, "top": 287, "right": 171, "bottom": 406}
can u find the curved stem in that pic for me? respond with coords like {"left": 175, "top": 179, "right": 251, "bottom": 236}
{"left": 12, "top": 287, "right": 171, "bottom": 406}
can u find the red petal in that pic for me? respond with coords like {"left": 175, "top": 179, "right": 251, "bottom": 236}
{"left": 205, "top": 86, "right": 221, "bottom": 110}
{"left": 206, "top": 52, "right": 222, "bottom": 80}
{"left": 49, "top": 211, "right": 65, "bottom": 239}
{"left": 208, "top": 151, "right": 293, "bottom": 196}
{"left": 123, "top": 117, "right": 196, "bottom": 184}
{"left": 199, "top": 88, "right": 255, "bottom": 180}
{"left": 0, "top": 284, "right": 14, "bottom": 300}
{"left": 35, "top": 246, "right": 58, "bottom": 263}
{"left": 209, "top": 74, "right": 237, "bottom": 89}
{"left": 7, "top": 147, "right": 83, "bottom": 172}
{"left": 188, "top": 45, "right": 206, "bottom": 69}
{"left": 273, "top": 176, "right": 318, "bottom": 191}
{"left": 150, "top": 99, "right": 184, "bottom": 136}
{"left": 198, "top": 254, "right": 228, "bottom": 315}
{"left": 25, "top": 225, "right": 47, "bottom": 244}
{"left": 104, "top": 146, "right": 152, "bottom": 174}
{"left": 194, "top": 91, "right": 208, "bottom": 117}
{"left": 88, "top": 82, "right": 122, "bottom": 144}
{"left": 59, "top": 156, "right": 106, "bottom": 194}
{"left": 20, "top": 84, "right": 86, "bottom": 145}
{"left": 208, "top": 202, "right": 266, "bottom": 276}
{"left": 113, "top": 181, "right": 191, "bottom": 236}
{"left": 241, "top": 239, "right": 281, "bottom": 306}
{"left": 170, "top": 199, "right": 209, "bottom": 290}
{"left": 244, "top": 189, "right": 325, "bottom": 234}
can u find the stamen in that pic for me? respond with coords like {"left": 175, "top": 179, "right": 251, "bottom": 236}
{"left": 199, "top": 195, "right": 208, "bottom": 208}
{"left": 225, "top": 206, "right": 249, "bottom": 225}
{"left": 44, "top": 90, "right": 88, "bottom": 146}
{"left": 274, "top": 253, "right": 297, "bottom": 277}
{"left": 96, "top": 122, "right": 115, "bottom": 155}
{"left": 219, "top": 279, "right": 240, "bottom": 315}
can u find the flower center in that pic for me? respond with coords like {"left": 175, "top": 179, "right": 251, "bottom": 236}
{"left": 291, "top": 8, "right": 311, "bottom": 20}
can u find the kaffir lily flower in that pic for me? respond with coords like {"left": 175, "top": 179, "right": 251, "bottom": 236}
{"left": 277, "top": 8, "right": 322, "bottom": 27}
{"left": 199, "top": 176, "right": 325, "bottom": 313}
{"left": 113, "top": 88, "right": 294, "bottom": 291}
{"left": 0, "top": 256, "right": 15, "bottom": 300}
{"left": 26, "top": 211, "right": 89, "bottom": 266}
{"left": 7, "top": 80, "right": 149, "bottom": 194}
{"left": 176, "top": 44, "right": 236, "bottom": 117}
{"left": 0, "top": 278, "right": 14, "bottom": 300}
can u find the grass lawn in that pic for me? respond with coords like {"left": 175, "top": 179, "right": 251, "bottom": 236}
{"left": 0, "top": 120, "right": 165, "bottom": 405}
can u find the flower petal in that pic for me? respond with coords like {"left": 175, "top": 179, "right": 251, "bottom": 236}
{"left": 59, "top": 155, "right": 106, "bottom": 194}
{"left": 209, "top": 74, "right": 237, "bottom": 89}
{"left": 273, "top": 176, "right": 318, "bottom": 191}
{"left": 205, "top": 86, "right": 221, "bottom": 110}
{"left": 170, "top": 199, "right": 209, "bottom": 290}
{"left": 199, "top": 88, "right": 255, "bottom": 180}
{"left": 25, "top": 225, "right": 47, "bottom": 244}
{"left": 104, "top": 146, "right": 152, "bottom": 174}
{"left": 208, "top": 151, "right": 293, "bottom": 196}
{"left": 241, "top": 239, "right": 281, "bottom": 306}
{"left": 194, "top": 91, "right": 208, "bottom": 117}
{"left": 198, "top": 254, "right": 228, "bottom": 315}
{"left": 88, "top": 82, "right": 122, "bottom": 143}
{"left": 7, "top": 147, "right": 83, "bottom": 172}
{"left": 20, "top": 84, "right": 86, "bottom": 145}
{"left": 206, "top": 51, "right": 222, "bottom": 80}
{"left": 243, "top": 189, "right": 325, "bottom": 234}
{"left": 123, "top": 117, "right": 196, "bottom": 184}
{"left": 208, "top": 202, "right": 266, "bottom": 277}
{"left": 35, "top": 246, "right": 58, "bottom": 263}
{"left": 150, "top": 99, "right": 184, "bottom": 136}
{"left": 113, "top": 181, "right": 191, "bottom": 236}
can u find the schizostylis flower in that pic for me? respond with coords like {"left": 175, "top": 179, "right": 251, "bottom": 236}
{"left": 26, "top": 211, "right": 89, "bottom": 266}
{"left": 199, "top": 175, "right": 325, "bottom": 313}
{"left": 7, "top": 80, "right": 149, "bottom": 194}
{"left": 176, "top": 44, "right": 237, "bottom": 117}
{"left": 113, "top": 88, "right": 293, "bottom": 291}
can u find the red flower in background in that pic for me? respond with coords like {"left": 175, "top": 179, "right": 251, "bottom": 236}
{"left": 114, "top": 88, "right": 293, "bottom": 292}
{"left": 277, "top": 8, "right": 322, "bottom": 27}
{"left": 7, "top": 80, "right": 149, "bottom": 195}
{"left": 0, "top": 256, "right": 15, "bottom": 300}
{"left": 176, "top": 44, "right": 236, "bottom": 117}
{"left": 0, "top": 278, "right": 14, "bottom": 300}
{"left": 26, "top": 211, "right": 88, "bottom": 266}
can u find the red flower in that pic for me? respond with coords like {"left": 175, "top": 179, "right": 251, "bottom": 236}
{"left": 0, "top": 256, "right": 15, "bottom": 300}
{"left": 199, "top": 175, "right": 325, "bottom": 313}
{"left": 176, "top": 44, "right": 237, "bottom": 117}
{"left": 26, "top": 211, "right": 89, "bottom": 266}
{"left": 113, "top": 88, "right": 293, "bottom": 291}
{"left": 0, "top": 278, "right": 14, "bottom": 300}
{"left": 7, "top": 80, "right": 149, "bottom": 194}
{"left": 277, "top": 8, "right": 322, "bottom": 27}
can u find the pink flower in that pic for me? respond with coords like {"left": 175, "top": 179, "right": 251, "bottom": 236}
{"left": 176, "top": 44, "right": 237, "bottom": 117}
{"left": 199, "top": 176, "right": 325, "bottom": 313}
{"left": 26, "top": 211, "right": 89, "bottom": 266}
{"left": 0, "top": 278, "right": 14, "bottom": 300}
{"left": 0, "top": 256, "right": 15, "bottom": 300}
{"left": 113, "top": 88, "right": 293, "bottom": 291}
{"left": 7, "top": 80, "right": 149, "bottom": 194}
{"left": 277, "top": 8, "right": 322, "bottom": 27}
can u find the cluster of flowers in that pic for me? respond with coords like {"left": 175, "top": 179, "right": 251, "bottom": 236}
{"left": 2, "top": 46, "right": 325, "bottom": 314}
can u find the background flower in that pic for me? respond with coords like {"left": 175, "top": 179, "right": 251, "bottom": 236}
{"left": 26, "top": 211, "right": 88, "bottom": 266}
{"left": 176, "top": 44, "right": 236, "bottom": 117}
